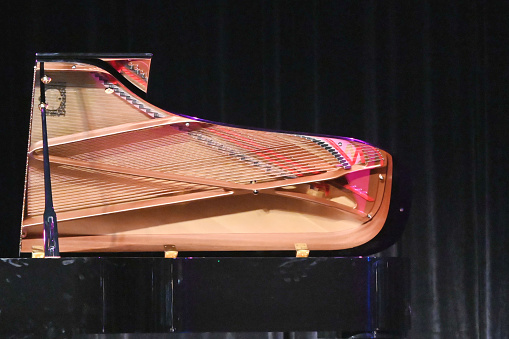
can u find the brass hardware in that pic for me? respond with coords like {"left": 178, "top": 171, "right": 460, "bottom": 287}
{"left": 295, "top": 243, "right": 309, "bottom": 257}
{"left": 306, "top": 187, "right": 325, "bottom": 198}
{"left": 41, "top": 75, "right": 52, "bottom": 84}
{"left": 32, "top": 246, "right": 45, "bottom": 258}
{"left": 164, "top": 245, "right": 178, "bottom": 258}
{"left": 104, "top": 88, "right": 115, "bottom": 94}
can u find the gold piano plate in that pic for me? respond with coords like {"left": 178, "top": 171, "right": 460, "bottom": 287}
{"left": 21, "top": 54, "right": 394, "bottom": 255}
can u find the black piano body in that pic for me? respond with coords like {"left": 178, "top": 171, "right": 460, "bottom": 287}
{"left": 0, "top": 256, "right": 409, "bottom": 338}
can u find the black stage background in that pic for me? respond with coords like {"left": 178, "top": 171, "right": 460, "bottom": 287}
{"left": 2, "top": 1, "right": 508, "bottom": 338}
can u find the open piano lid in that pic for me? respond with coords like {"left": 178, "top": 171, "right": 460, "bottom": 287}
{"left": 21, "top": 53, "right": 407, "bottom": 255}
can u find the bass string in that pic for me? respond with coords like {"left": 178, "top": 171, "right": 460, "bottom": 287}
{"left": 51, "top": 125, "right": 337, "bottom": 183}
{"left": 26, "top": 163, "right": 216, "bottom": 215}
{"left": 28, "top": 178, "right": 215, "bottom": 216}
{"left": 31, "top": 72, "right": 151, "bottom": 145}
{"left": 47, "top": 116, "right": 335, "bottom": 171}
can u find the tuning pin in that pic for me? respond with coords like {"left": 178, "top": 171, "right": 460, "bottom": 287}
{"left": 41, "top": 75, "right": 52, "bottom": 84}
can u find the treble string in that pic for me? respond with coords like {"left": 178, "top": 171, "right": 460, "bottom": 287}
{"left": 204, "top": 127, "right": 303, "bottom": 178}
{"left": 214, "top": 126, "right": 323, "bottom": 175}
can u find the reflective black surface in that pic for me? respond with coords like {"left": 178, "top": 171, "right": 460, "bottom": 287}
{"left": 0, "top": 257, "right": 409, "bottom": 337}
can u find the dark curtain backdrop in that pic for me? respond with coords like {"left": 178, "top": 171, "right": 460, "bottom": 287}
{"left": 2, "top": 1, "right": 508, "bottom": 338}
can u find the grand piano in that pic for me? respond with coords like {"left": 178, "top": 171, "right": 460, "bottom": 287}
{"left": 0, "top": 54, "right": 410, "bottom": 338}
